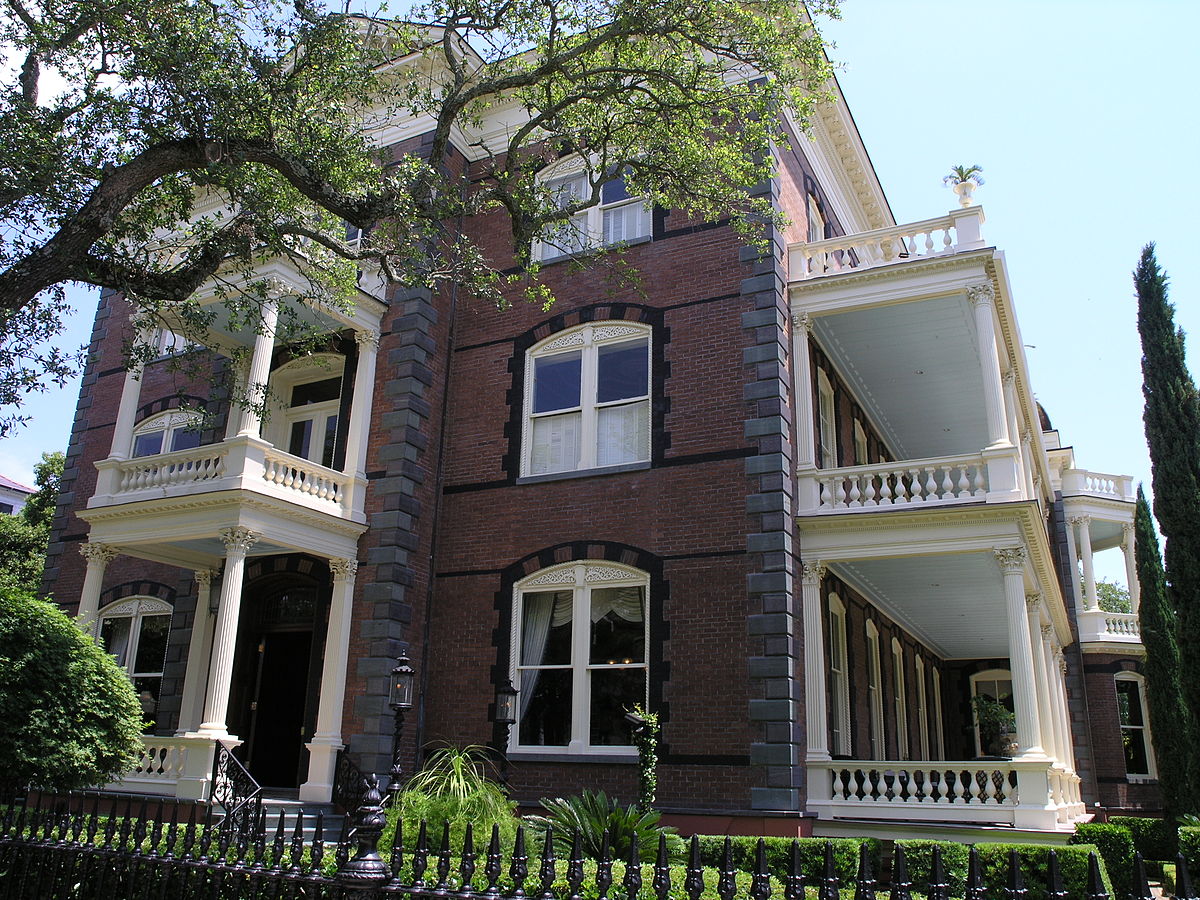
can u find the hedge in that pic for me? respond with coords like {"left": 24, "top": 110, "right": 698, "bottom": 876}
{"left": 695, "top": 836, "right": 880, "bottom": 884}
{"left": 1109, "top": 816, "right": 1177, "bottom": 861}
{"left": 896, "top": 840, "right": 1114, "bottom": 900}
{"left": 1071, "top": 823, "right": 1134, "bottom": 899}
{"left": 1180, "top": 827, "right": 1200, "bottom": 882}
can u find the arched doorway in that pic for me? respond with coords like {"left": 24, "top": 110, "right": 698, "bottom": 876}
{"left": 228, "top": 559, "right": 330, "bottom": 789}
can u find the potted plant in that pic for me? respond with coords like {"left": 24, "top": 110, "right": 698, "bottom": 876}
{"left": 943, "top": 164, "right": 984, "bottom": 207}
{"left": 972, "top": 693, "right": 1017, "bottom": 757}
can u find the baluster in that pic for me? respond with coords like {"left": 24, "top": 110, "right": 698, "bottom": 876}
{"left": 412, "top": 820, "right": 429, "bottom": 889}
{"left": 892, "top": 470, "right": 910, "bottom": 505}
{"left": 717, "top": 837, "right": 736, "bottom": 900}
{"left": 596, "top": 830, "right": 613, "bottom": 900}
{"left": 1085, "top": 852, "right": 1110, "bottom": 900}
{"left": 972, "top": 464, "right": 987, "bottom": 497}
{"left": 567, "top": 829, "right": 585, "bottom": 900}
{"left": 878, "top": 471, "right": 893, "bottom": 506}
{"left": 510, "top": 824, "right": 529, "bottom": 899}
{"left": 890, "top": 844, "right": 912, "bottom": 900}
{"left": 1045, "top": 850, "right": 1069, "bottom": 900}
{"left": 1007, "top": 849, "right": 1028, "bottom": 900}
{"left": 854, "top": 841, "right": 875, "bottom": 900}
{"left": 655, "top": 833, "right": 673, "bottom": 900}
{"left": 908, "top": 468, "right": 923, "bottom": 502}
{"left": 484, "top": 823, "right": 503, "bottom": 899}
{"left": 820, "top": 478, "right": 834, "bottom": 509}
{"left": 685, "top": 836, "right": 705, "bottom": 900}
{"left": 940, "top": 467, "right": 954, "bottom": 500}
{"left": 923, "top": 231, "right": 936, "bottom": 256}
{"left": 819, "top": 841, "right": 839, "bottom": 900}
{"left": 955, "top": 465, "right": 971, "bottom": 498}
{"left": 964, "top": 847, "right": 985, "bottom": 900}
{"left": 923, "top": 467, "right": 938, "bottom": 500}
{"left": 830, "top": 768, "right": 845, "bottom": 801}
{"left": 624, "top": 832, "right": 642, "bottom": 900}
{"left": 848, "top": 476, "right": 862, "bottom": 508}
{"left": 460, "top": 823, "right": 477, "bottom": 894}
{"left": 436, "top": 819, "right": 453, "bottom": 894}
{"left": 1177, "top": 853, "right": 1195, "bottom": 900}
{"left": 537, "top": 825, "right": 556, "bottom": 900}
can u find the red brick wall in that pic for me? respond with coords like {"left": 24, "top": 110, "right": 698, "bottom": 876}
{"left": 1081, "top": 653, "right": 1163, "bottom": 814}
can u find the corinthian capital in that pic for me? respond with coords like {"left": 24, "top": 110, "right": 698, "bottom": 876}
{"left": 801, "top": 560, "right": 826, "bottom": 584}
{"left": 792, "top": 311, "right": 814, "bottom": 334}
{"left": 219, "top": 527, "right": 259, "bottom": 555}
{"left": 994, "top": 546, "right": 1027, "bottom": 574}
{"left": 966, "top": 283, "right": 995, "bottom": 308}
{"left": 355, "top": 329, "right": 381, "bottom": 350}
{"left": 79, "top": 542, "right": 120, "bottom": 565}
{"left": 329, "top": 558, "right": 359, "bottom": 580}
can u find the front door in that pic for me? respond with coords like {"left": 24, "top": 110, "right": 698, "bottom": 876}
{"left": 244, "top": 630, "right": 314, "bottom": 788}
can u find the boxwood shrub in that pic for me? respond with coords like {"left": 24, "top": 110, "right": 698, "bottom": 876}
{"left": 1179, "top": 827, "right": 1200, "bottom": 882}
{"left": 695, "top": 836, "right": 879, "bottom": 884}
{"left": 1109, "top": 816, "right": 1177, "bottom": 861}
{"left": 896, "top": 840, "right": 1112, "bottom": 900}
{"left": 1071, "top": 823, "right": 1134, "bottom": 899}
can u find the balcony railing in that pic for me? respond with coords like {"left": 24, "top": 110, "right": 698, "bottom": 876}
{"left": 108, "top": 735, "right": 219, "bottom": 799}
{"left": 1061, "top": 468, "right": 1136, "bottom": 502}
{"left": 1078, "top": 609, "right": 1141, "bottom": 644}
{"left": 808, "top": 758, "right": 1085, "bottom": 827}
{"left": 803, "top": 452, "right": 990, "bottom": 514}
{"left": 91, "top": 434, "right": 364, "bottom": 521}
{"left": 788, "top": 207, "right": 986, "bottom": 282}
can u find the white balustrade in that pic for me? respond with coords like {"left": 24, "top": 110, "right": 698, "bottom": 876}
{"left": 812, "top": 453, "right": 988, "bottom": 512}
{"left": 115, "top": 445, "right": 227, "bottom": 493}
{"left": 109, "top": 736, "right": 211, "bottom": 796}
{"left": 1077, "top": 609, "right": 1142, "bottom": 644}
{"left": 1061, "top": 468, "right": 1136, "bottom": 501}
{"left": 261, "top": 448, "right": 347, "bottom": 506}
{"left": 789, "top": 208, "right": 984, "bottom": 281}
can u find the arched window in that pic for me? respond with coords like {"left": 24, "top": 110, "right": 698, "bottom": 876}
{"left": 523, "top": 323, "right": 651, "bottom": 477}
{"left": 891, "top": 637, "right": 909, "bottom": 760}
{"left": 865, "top": 620, "right": 884, "bottom": 760}
{"left": 131, "top": 409, "right": 203, "bottom": 458}
{"left": 1115, "top": 673, "right": 1155, "bottom": 779}
{"left": 269, "top": 354, "right": 345, "bottom": 468}
{"left": 97, "top": 596, "right": 173, "bottom": 729}
{"left": 827, "top": 592, "right": 851, "bottom": 756}
{"left": 512, "top": 562, "right": 648, "bottom": 754}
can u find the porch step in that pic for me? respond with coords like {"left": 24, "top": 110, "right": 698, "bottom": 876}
{"left": 216, "top": 797, "right": 349, "bottom": 844}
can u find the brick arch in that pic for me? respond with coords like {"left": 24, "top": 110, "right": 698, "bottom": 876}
{"left": 244, "top": 553, "right": 332, "bottom": 584}
{"left": 489, "top": 540, "right": 671, "bottom": 752}
{"left": 134, "top": 394, "right": 210, "bottom": 426}
{"left": 501, "top": 305, "right": 671, "bottom": 481}
{"left": 100, "top": 580, "right": 177, "bottom": 607}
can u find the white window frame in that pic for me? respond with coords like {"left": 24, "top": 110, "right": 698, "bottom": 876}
{"left": 807, "top": 193, "right": 826, "bottom": 244}
{"left": 1114, "top": 672, "right": 1156, "bottom": 780}
{"left": 535, "top": 161, "right": 652, "bottom": 261}
{"left": 970, "top": 668, "right": 1015, "bottom": 757}
{"left": 932, "top": 666, "right": 945, "bottom": 760}
{"left": 828, "top": 592, "right": 851, "bottom": 756}
{"left": 853, "top": 419, "right": 868, "bottom": 466}
{"left": 97, "top": 596, "right": 173, "bottom": 725}
{"left": 522, "top": 322, "right": 651, "bottom": 477}
{"left": 891, "top": 637, "right": 909, "bottom": 760}
{"left": 151, "top": 327, "right": 190, "bottom": 358}
{"left": 915, "top": 656, "right": 930, "bottom": 761}
{"left": 131, "top": 409, "right": 204, "bottom": 458}
{"left": 268, "top": 354, "right": 346, "bottom": 469}
{"left": 510, "top": 562, "right": 649, "bottom": 756}
{"left": 865, "top": 621, "right": 884, "bottom": 760}
{"left": 817, "top": 368, "right": 837, "bottom": 468}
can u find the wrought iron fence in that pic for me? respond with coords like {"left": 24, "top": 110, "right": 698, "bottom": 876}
{"left": 333, "top": 746, "right": 371, "bottom": 814}
{"left": 0, "top": 778, "right": 1190, "bottom": 900}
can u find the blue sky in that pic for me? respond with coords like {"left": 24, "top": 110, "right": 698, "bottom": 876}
{"left": 2, "top": 0, "right": 1195, "bottom": 584}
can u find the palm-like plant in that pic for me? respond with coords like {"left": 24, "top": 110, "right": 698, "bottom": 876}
{"left": 526, "top": 789, "right": 685, "bottom": 862}
{"left": 943, "top": 164, "right": 985, "bottom": 186}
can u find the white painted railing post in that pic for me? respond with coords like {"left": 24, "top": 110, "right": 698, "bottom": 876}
{"left": 1010, "top": 759, "right": 1061, "bottom": 830}
{"left": 995, "top": 546, "right": 1046, "bottom": 758}
{"left": 947, "top": 205, "right": 986, "bottom": 250}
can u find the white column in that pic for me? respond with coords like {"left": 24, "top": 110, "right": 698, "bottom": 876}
{"left": 236, "top": 298, "right": 279, "bottom": 439}
{"left": 343, "top": 329, "right": 380, "bottom": 478}
{"left": 108, "top": 365, "right": 145, "bottom": 461}
{"left": 1026, "top": 595, "right": 1057, "bottom": 761}
{"left": 1122, "top": 523, "right": 1140, "bottom": 614}
{"left": 800, "top": 561, "right": 830, "bottom": 763}
{"left": 792, "top": 313, "right": 820, "bottom": 513}
{"left": 196, "top": 527, "right": 258, "bottom": 739}
{"left": 1073, "top": 515, "right": 1098, "bottom": 610}
{"left": 76, "top": 542, "right": 120, "bottom": 635}
{"left": 967, "top": 284, "right": 1011, "bottom": 449}
{"left": 301, "top": 557, "right": 358, "bottom": 802}
{"left": 1063, "top": 518, "right": 1086, "bottom": 613}
{"left": 176, "top": 570, "right": 218, "bottom": 735}
{"left": 1043, "top": 628, "right": 1069, "bottom": 766}
{"left": 995, "top": 546, "right": 1046, "bottom": 757}
{"left": 224, "top": 359, "right": 250, "bottom": 441}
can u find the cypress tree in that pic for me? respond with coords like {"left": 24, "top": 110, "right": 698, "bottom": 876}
{"left": 1136, "top": 242, "right": 1200, "bottom": 808}
{"left": 1134, "top": 487, "right": 1195, "bottom": 818}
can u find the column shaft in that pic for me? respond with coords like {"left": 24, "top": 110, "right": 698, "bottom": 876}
{"left": 177, "top": 570, "right": 218, "bottom": 735}
{"left": 996, "top": 547, "right": 1045, "bottom": 757}
{"left": 197, "top": 528, "right": 257, "bottom": 737}
{"left": 1063, "top": 519, "right": 1086, "bottom": 613}
{"left": 343, "top": 330, "right": 380, "bottom": 479}
{"left": 1043, "top": 632, "right": 1070, "bottom": 766}
{"left": 968, "top": 284, "right": 1012, "bottom": 448}
{"left": 1026, "top": 597, "right": 1057, "bottom": 761}
{"left": 109, "top": 365, "right": 145, "bottom": 460}
{"left": 1123, "top": 525, "right": 1140, "bottom": 613}
{"left": 236, "top": 299, "right": 279, "bottom": 439}
{"left": 801, "top": 562, "right": 830, "bottom": 762}
{"left": 1075, "top": 516, "right": 1098, "bottom": 610}
{"left": 792, "top": 314, "right": 817, "bottom": 471}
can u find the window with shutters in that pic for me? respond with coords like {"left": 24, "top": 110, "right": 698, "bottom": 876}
{"left": 915, "top": 656, "right": 931, "bottom": 760}
{"left": 522, "top": 323, "right": 651, "bottom": 478}
{"left": 537, "top": 166, "right": 651, "bottom": 261}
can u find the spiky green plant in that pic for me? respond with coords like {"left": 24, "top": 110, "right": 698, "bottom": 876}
{"left": 526, "top": 789, "right": 685, "bottom": 863}
{"left": 943, "top": 164, "right": 985, "bottom": 186}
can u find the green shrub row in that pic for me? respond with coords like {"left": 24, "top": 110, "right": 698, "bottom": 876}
{"left": 1108, "top": 816, "right": 1177, "bottom": 861}
{"left": 694, "top": 835, "right": 879, "bottom": 884}
{"left": 1179, "top": 827, "right": 1200, "bottom": 881}
{"left": 1070, "top": 824, "right": 1133, "bottom": 899}
{"left": 898, "top": 840, "right": 1113, "bottom": 900}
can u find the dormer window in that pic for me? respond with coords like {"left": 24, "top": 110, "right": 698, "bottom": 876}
{"left": 131, "top": 410, "right": 203, "bottom": 457}
{"left": 538, "top": 167, "right": 651, "bottom": 261}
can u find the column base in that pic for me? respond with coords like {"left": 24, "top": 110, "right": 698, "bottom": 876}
{"left": 299, "top": 738, "right": 344, "bottom": 803}
{"left": 191, "top": 725, "right": 242, "bottom": 744}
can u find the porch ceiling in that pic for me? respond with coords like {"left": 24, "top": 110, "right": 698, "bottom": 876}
{"left": 831, "top": 550, "right": 1011, "bottom": 659}
{"left": 812, "top": 293, "right": 988, "bottom": 461}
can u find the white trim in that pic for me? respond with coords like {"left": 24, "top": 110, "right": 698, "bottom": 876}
{"left": 865, "top": 620, "right": 884, "bottom": 760}
{"left": 891, "top": 637, "right": 909, "bottom": 760}
{"left": 915, "top": 655, "right": 930, "bottom": 761}
{"left": 827, "top": 592, "right": 851, "bottom": 756}
{"left": 131, "top": 409, "right": 205, "bottom": 458}
{"left": 817, "top": 368, "right": 837, "bottom": 468}
{"left": 970, "top": 668, "right": 1015, "bottom": 757}
{"left": 1114, "top": 672, "right": 1156, "bottom": 779}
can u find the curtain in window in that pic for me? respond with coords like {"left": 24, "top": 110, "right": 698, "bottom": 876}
{"left": 596, "top": 402, "right": 647, "bottom": 467}
{"left": 589, "top": 586, "right": 644, "bottom": 623}
{"left": 530, "top": 412, "right": 581, "bottom": 475}
{"left": 602, "top": 203, "right": 650, "bottom": 245}
{"left": 519, "top": 591, "right": 573, "bottom": 717}
{"left": 100, "top": 617, "right": 133, "bottom": 666}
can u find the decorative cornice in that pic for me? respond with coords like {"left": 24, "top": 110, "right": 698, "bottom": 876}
{"left": 329, "top": 557, "right": 359, "bottom": 580}
{"left": 966, "top": 282, "right": 995, "bottom": 308}
{"left": 993, "top": 545, "right": 1027, "bottom": 574}
{"left": 79, "top": 542, "right": 120, "bottom": 565}
{"left": 219, "top": 526, "right": 259, "bottom": 555}
{"left": 787, "top": 247, "right": 994, "bottom": 295}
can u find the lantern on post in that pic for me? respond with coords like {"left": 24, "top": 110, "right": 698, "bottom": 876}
{"left": 494, "top": 679, "right": 518, "bottom": 786}
{"left": 387, "top": 655, "right": 415, "bottom": 801}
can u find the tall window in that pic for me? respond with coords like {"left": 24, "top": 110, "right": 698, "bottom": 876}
{"left": 865, "top": 621, "right": 884, "bottom": 760}
{"left": 828, "top": 593, "right": 851, "bottom": 756}
{"left": 1115, "top": 674, "right": 1155, "bottom": 778}
{"left": 932, "top": 667, "right": 945, "bottom": 760}
{"left": 970, "top": 669, "right": 1015, "bottom": 757}
{"left": 817, "top": 368, "right": 837, "bottom": 468}
{"left": 915, "top": 656, "right": 930, "bottom": 760}
{"left": 269, "top": 354, "right": 344, "bottom": 469}
{"left": 539, "top": 168, "right": 651, "bottom": 260}
{"left": 853, "top": 419, "right": 868, "bottom": 466}
{"left": 131, "top": 410, "right": 203, "bottom": 457}
{"left": 806, "top": 194, "right": 826, "bottom": 244}
{"left": 524, "top": 323, "right": 651, "bottom": 477}
{"left": 98, "top": 596, "right": 172, "bottom": 730}
{"left": 891, "top": 638, "right": 909, "bottom": 760}
{"left": 512, "top": 562, "right": 648, "bottom": 753}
